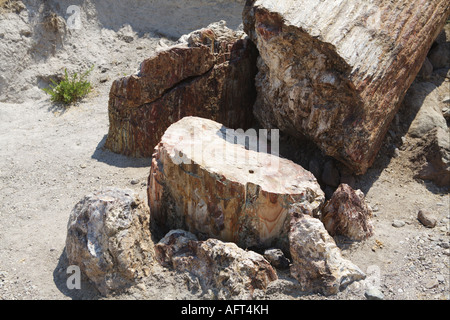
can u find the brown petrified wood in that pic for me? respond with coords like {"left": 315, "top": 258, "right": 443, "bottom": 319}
{"left": 148, "top": 117, "right": 325, "bottom": 251}
{"left": 322, "top": 183, "right": 374, "bottom": 241}
{"left": 105, "top": 23, "right": 258, "bottom": 157}
{"left": 243, "top": 0, "right": 450, "bottom": 174}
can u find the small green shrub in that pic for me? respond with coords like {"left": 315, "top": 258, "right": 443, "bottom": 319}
{"left": 43, "top": 66, "right": 93, "bottom": 105}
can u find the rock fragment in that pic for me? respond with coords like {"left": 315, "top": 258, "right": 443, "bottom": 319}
{"left": 263, "top": 248, "right": 290, "bottom": 270}
{"left": 65, "top": 188, "right": 154, "bottom": 295}
{"left": 289, "top": 212, "right": 365, "bottom": 295}
{"left": 155, "top": 229, "right": 277, "bottom": 300}
{"left": 417, "top": 209, "right": 437, "bottom": 228}
{"left": 322, "top": 184, "right": 374, "bottom": 240}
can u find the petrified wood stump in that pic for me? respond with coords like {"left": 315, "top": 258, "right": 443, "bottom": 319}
{"left": 105, "top": 22, "right": 258, "bottom": 157}
{"left": 243, "top": 0, "right": 450, "bottom": 174}
{"left": 148, "top": 116, "right": 325, "bottom": 251}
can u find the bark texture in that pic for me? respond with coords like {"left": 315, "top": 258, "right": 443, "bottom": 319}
{"left": 148, "top": 117, "right": 325, "bottom": 251}
{"left": 244, "top": 0, "right": 450, "bottom": 174}
{"left": 105, "top": 22, "right": 258, "bottom": 157}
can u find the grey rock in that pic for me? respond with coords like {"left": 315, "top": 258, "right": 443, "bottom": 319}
{"left": 406, "top": 82, "right": 447, "bottom": 139}
{"left": 365, "top": 287, "right": 384, "bottom": 300}
{"left": 392, "top": 220, "right": 406, "bottom": 228}
{"left": 412, "top": 127, "right": 450, "bottom": 187}
{"left": 263, "top": 248, "right": 290, "bottom": 270}
{"left": 424, "top": 278, "right": 439, "bottom": 289}
{"left": 289, "top": 212, "right": 365, "bottom": 295}
{"left": 65, "top": 188, "right": 155, "bottom": 296}
{"left": 418, "top": 210, "right": 437, "bottom": 228}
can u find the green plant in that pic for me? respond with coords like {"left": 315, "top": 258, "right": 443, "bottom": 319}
{"left": 43, "top": 66, "right": 93, "bottom": 105}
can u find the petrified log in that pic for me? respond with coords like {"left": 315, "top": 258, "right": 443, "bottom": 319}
{"left": 322, "top": 184, "right": 374, "bottom": 241}
{"left": 148, "top": 116, "right": 325, "bottom": 251}
{"left": 289, "top": 212, "right": 365, "bottom": 295}
{"left": 155, "top": 229, "right": 277, "bottom": 299}
{"left": 105, "top": 22, "right": 258, "bottom": 157}
{"left": 243, "top": 0, "right": 450, "bottom": 174}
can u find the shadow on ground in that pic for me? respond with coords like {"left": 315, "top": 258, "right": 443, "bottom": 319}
{"left": 53, "top": 248, "right": 100, "bottom": 300}
{"left": 91, "top": 135, "right": 151, "bottom": 168}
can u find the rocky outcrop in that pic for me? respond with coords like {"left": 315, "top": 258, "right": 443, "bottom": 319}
{"left": 105, "top": 21, "right": 258, "bottom": 157}
{"left": 65, "top": 188, "right": 154, "bottom": 295}
{"left": 148, "top": 116, "right": 325, "bottom": 251}
{"left": 243, "top": 0, "right": 450, "bottom": 175}
{"left": 289, "top": 212, "right": 366, "bottom": 295}
{"left": 322, "top": 184, "right": 374, "bottom": 241}
{"left": 155, "top": 229, "right": 277, "bottom": 299}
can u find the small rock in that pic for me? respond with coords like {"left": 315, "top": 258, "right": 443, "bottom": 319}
{"left": 439, "top": 242, "right": 450, "bottom": 249}
{"left": 425, "top": 278, "right": 439, "bottom": 289}
{"left": 443, "top": 107, "right": 450, "bottom": 121}
{"left": 365, "top": 287, "right": 384, "bottom": 300}
{"left": 80, "top": 164, "right": 87, "bottom": 169}
{"left": 436, "top": 275, "right": 445, "bottom": 283}
{"left": 322, "top": 184, "right": 374, "bottom": 240}
{"left": 130, "top": 179, "right": 139, "bottom": 185}
{"left": 263, "top": 248, "right": 290, "bottom": 270}
{"left": 393, "top": 148, "right": 400, "bottom": 158}
{"left": 418, "top": 209, "right": 437, "bottom": 228}
{"left": 392, "top": 220, "right": 406, "bottom": 228}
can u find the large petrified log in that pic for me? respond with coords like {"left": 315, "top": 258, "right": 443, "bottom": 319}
{"left": 243, "top": 0, "right": 450, "bottom": 174}
{"left": 148, "top": 116, "right": 325, "bottom": 251}
{"left": 105, "top": 22, "right": 258, "bottom": 157}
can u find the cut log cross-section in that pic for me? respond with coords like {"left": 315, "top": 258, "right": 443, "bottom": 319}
{"left": 244, "top": 0, "right": 450, "bottom": 174}
{"left": 147, "top": 116, "right": 325, "bottom": 251}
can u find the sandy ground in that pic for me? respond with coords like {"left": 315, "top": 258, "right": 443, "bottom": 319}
{"left": 0, "top": 0, "right": 449, "bottom": 300}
